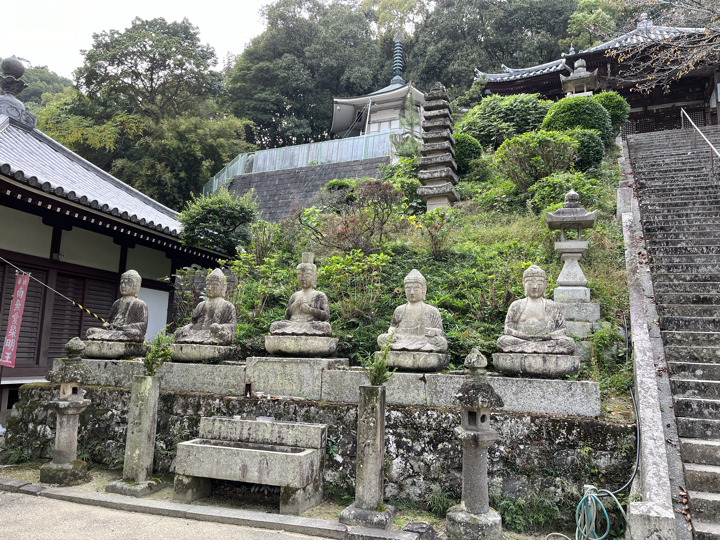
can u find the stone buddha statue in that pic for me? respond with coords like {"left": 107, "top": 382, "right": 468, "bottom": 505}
{"left": 174, "top": 269, "right": 237, "bottom": 346}
{"left": 377, "top": 269, "right": 448, "bottom": 353}
{"left": 270, "top": 253, "right": 332, "bottom": 337}
{"left": 496, "top": 265, "right": 575, "bottom": 355}
{"left": 86, "top": 270, "right": 148, "bottom": 342}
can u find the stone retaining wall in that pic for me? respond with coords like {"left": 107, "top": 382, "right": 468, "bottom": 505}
{"left": 4, "top": 383, "right": 634, "bottom": 529}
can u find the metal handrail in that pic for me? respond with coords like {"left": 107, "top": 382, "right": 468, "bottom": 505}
{"left": 681, "top": 108, "right": 720, "bottom": 173}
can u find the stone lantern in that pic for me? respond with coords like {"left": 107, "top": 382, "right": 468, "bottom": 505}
{"left": 545, "top": 190, "right": 597, "bottom": 304}
{"left": 446, "top": 380, "right": 504, "bottom": 540}
{"left": 559, "top": 58, "right": 598, "bottom": 96}
{"left": 40, "top": 338, "right": 93, "bottom": 486}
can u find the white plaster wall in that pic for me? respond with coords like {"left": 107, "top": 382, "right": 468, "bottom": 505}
{"left": 138, "top": 287, "right": 170, "bottom": 342}
{"left": 0, "top": 206, "right": 52, "bottom": 258}
{"left": 60, "top": 227, "right": 120, "bottom": 272}
{"left": 127, "top": 244, "right": 172, "bottom": 280}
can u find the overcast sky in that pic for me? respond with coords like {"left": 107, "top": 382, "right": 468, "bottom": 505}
{"left": 2, "top": 0, "right": 268, "bottom": 79}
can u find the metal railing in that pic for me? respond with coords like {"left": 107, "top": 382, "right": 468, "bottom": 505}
{"left": 681, "top": 107, "right": 720, "bottom": 173}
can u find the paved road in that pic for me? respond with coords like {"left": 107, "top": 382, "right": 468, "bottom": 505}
{"left": 0, "top": 492, "right": 326, "bottom": 540}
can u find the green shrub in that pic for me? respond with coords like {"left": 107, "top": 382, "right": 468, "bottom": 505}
{"left": 567, "top": 128, "right": 605, "bottom": 171}
{"left": 144, "top": 329, "right": 174, "bottom": 376}
{"left": 456, "top": 93, "right": 553, "bottom": 149}
{"left": 591, "top": 91, "right": 630, "bottom": 137}
{"left": 453, "top": 133, "right": 484, "bottom": 176}
{"left": 466, "top": 156, "right": 494, "bottom": 183}
{"left": 495, "top": 131, "right": 577, "bottom": 192}
{"left": 528, "top": 171, "right": 602, "bottom": 213}
{"left": 541, "top": 96, "right": 613, "bottom": 146}
{"left": 323, "top": 178, "right": 357, "bottom": 191}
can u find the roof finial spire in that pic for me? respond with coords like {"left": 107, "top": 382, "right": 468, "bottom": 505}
{"left": 0, "top": 55, "right": 37, "bottom": 130}
{"left": 391, "top": 31, "right": 405, "bottom": 85}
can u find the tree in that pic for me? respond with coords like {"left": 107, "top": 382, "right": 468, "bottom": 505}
{"left": 227, "top": 0, "right": 384, "bottom": 148}
{"left": 608, "top": 2, "right": 720, "bottom": 92}
{"left": 15, "top": 66, "right": 72, "bottom": 108}
{"left": 111, "top": 110, "right": 256, "bottom": 209}
{"left": 561, "top": 0, "right": 624, "bottom": 52}
{"left": 75, "top": 17, "right": 221, "bottom": 120}
{"left": 179, "top": 188, "right": 258, "bottom": 256}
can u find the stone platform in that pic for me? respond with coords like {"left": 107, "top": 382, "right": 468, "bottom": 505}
{"left": 83, "top": 341, "right": 148, "bottom": 359}
{"left": 265, "top": 335, "right": 338, "bottom": 357}
{"left": 170, "top": 344, "right": 235, "bottom": 363}
{"left": 492, "top": 353, "right": 580, "bottom": 378}
{"left": 72, "top": 358, "right": 601, "bottom": 417}
{"left": 378, "top": 351, "right": 450, "bottom": 372}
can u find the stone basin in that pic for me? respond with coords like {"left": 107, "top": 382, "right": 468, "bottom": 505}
{"left": 175, "top": 438, "right": 319, "bottom": 488}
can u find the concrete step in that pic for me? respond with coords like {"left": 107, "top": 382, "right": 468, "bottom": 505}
{"left": 671, "top": 378, "right": 720, "bottom": 399}
{"left": 641, "top": 200, "right": 720, "bottom": 210}
{"left": 661, "top": 317, "right": 720, "bottom": 332}
{"left": 648, "top": 239, "right": 720, "bottom": 248}
{"left": 690, "top": 491, "right": 720, "bottom": 522}
{"left": 677, "top": 417, "right": 720, "bottom": 438}
{"left": 656, "top": 293, "right": 720, "bottom": 305}
{"left": 649, "top": 263, "right": 720, "bottom": 274}
{"left": 644, "top": 225, "right": 720, "bottom": 235}
{"left": 685, "top": 463, "right": 720, "bottom": 492}
{"left": 664, "top": 332, "right": 720, "bottom": 347}
{"left": 658, "top": 305, "right": 720, "bottom": 317}
{"left": 653, "top": 254, "right": 720, "bottom": 266}
{"left": 666, "top": 347, "right": 720, "bottom": 363}
{"left": 680, "top": 438, "right": 720, "bottom": 466}
{"left": 671, "top": 364, "right": 720, "bottom": 381}
{"left": 694, "top": 521, "right": 720, "bottom": 540}
{"left": 650, "top": 247, "right": 720, "bottom": 257}
{"left": 638, "top": 183, "right": 720, "bottom": 194}
{"left": 655, "top": 280, "right": 720, "bottom": 291}
{"left": 674, "top": 397, "right": 720, "bottom": 417}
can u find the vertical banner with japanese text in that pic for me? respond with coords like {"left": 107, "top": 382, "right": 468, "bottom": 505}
{"left": 1, "top": 274, "right": 31, "bottom": 368}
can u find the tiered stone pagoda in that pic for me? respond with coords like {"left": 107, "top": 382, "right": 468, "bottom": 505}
{"left": 418, "top": 82, "right": 460, "bottom": 210}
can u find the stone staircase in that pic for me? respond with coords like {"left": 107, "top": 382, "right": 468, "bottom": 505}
{"left": 628, "top": 126, "right": 720, "bottom": 540}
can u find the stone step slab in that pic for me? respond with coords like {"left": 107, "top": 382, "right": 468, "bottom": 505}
{"left": 664, "top": 331, "right": 720, "bottom": 347}
{"left": 671, "top": 378, "right": 720, "bottom": 399}
{"left": 694, "top": 521, "right": 720, "bottom": 540}
{"left": 685, "top": 463, "right": 720, "bottom": 492}
{"left": 658, "top": 304, "right": 720, "bottom": 317}
{"left": 680, "top": 438, "right": 720, "bottom": 466}
{"left": 656, "top": 293, "right": 720, "bottom": 305}
{"left": 690, "top": 491, "right": 720, "bottom": 522}
{"left": 674, "top": 397, "right": 720, "bottom": 418}
{"left": 677, "top": 417, "right": 720, "bottom": 438}
{"left": 665, "top": 347, "right": 720, "bottom": 363}
{"left": 653, "top": 274, "right": 720, "bottom": 284}
{"left": 670, "top": 363, "right": 720, "bottom": 381}
{"left": 649, "top": 239, "right": 720, "bottom": 248}
{"left": 660, "top": 316, "right": 720, "bottom": 332}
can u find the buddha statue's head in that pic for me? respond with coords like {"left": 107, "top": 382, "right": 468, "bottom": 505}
{"left": 206, "top": 269, "right": 227, "bottom": 299}
{"left": 404, "top": 269, "right": 427, "bottom": 303}
{"left": 297, "top": 252, "right": 317, "bottom": 290}
{"left": 523, "top": 265, "right": 547, "bottom": 299}
{"left": 119, "top": 270, "right": 142, "bottom": 297}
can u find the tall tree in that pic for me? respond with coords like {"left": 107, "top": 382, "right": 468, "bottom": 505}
{"left": 14, "top": 66, "right": 72, "bottom": 108}
{"left": 227, "top": 0, "right": 384, "bottom": 148}
{"left": 75, "top": 17, "right": 221, "bottom": 120}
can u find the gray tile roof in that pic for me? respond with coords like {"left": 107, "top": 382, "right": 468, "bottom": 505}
{"left": 0, "top": 116, "right": 181, "bottom": 236}
{"left": 480, "top": 59, "right": 570, "bottom": 82}
{"left": 578, "top": 23, "right": 705, "bottom": 55}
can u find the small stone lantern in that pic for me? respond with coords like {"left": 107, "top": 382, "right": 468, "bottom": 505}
{"left": 40, "top": 338, "right": 93, "bottom": 486}
{"left": 559, "top": 58, "right": 598, "bottom": 96}
{"left": 446, "top": 380, "right": 504, "bottom": 540}
{"left": 545, "top": 190, "right": 597, "bottom": 303}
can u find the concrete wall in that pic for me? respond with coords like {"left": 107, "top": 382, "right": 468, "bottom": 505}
{"left": 0, "top": 206, "right": 51, "bottom": 258}
{"left": 229, "top": 157, "right": 391, "bottom": 222}
{"left": 60, "top": 227, "right": 120, "bottom": 272}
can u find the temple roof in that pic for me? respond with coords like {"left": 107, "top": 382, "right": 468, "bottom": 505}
{"left": 478, "top": 14, "right": 706, "bottom": 85}
{"left": 480, "top": 59, "right": 570, "bottom": 83}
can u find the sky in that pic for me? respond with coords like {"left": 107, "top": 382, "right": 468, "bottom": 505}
{"left": 2, "top": 0, "right": 269, "bottom": 79}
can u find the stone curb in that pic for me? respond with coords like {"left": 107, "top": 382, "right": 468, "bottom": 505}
{"left": 1, "top": 478, "right": 422, "bottom": 539}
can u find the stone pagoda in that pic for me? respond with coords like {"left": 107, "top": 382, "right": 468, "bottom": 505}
{"left": 418, "top": 82, "right": 459, "bottom": 210}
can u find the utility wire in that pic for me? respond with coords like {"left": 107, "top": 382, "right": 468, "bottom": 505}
{"left": 0, "top": 255, "right": 106, "bottom": 323}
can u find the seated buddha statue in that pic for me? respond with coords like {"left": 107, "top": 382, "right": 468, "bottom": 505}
{"left": 174, "top": 269, "right": 236, "bottom": 345}
{"left": 86, "top": 270, "right": 148, "bottom": 342}
{"left": 377, "top": 269, "right": 448, "bottom": 353}
{"left": 496, "top": 265, "right": 575, "bottom": 355}
{"left": 270, "top": 253, "right": 332, "bottom": 337}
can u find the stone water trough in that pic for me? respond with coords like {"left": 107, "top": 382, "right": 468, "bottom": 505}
{"left": 173, "top": 416, "right": 327, "bottom": 514}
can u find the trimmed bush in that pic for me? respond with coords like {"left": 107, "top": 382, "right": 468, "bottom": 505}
{"left": 528, "top": 171, "right": 602, "bottom": 213}
{"left": 495, "top": 131, "right": 577, "bottom": 192}
{"left": 541, "top": 96, "right": 613, "bottom": 146}
{"left": 566, "top": 128, "right": 604, "bottom": 171}
{"left": 453, "top": 133, "right": 484, "bottom": 176}
{"left": 466, "top": 156, "right": 494, "bottom": 183}
{"left": 456, "top": 93, "right": 553, "bottom": 149}
{"left": 591, "top": 91, "right": 630, "bottom": 137}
